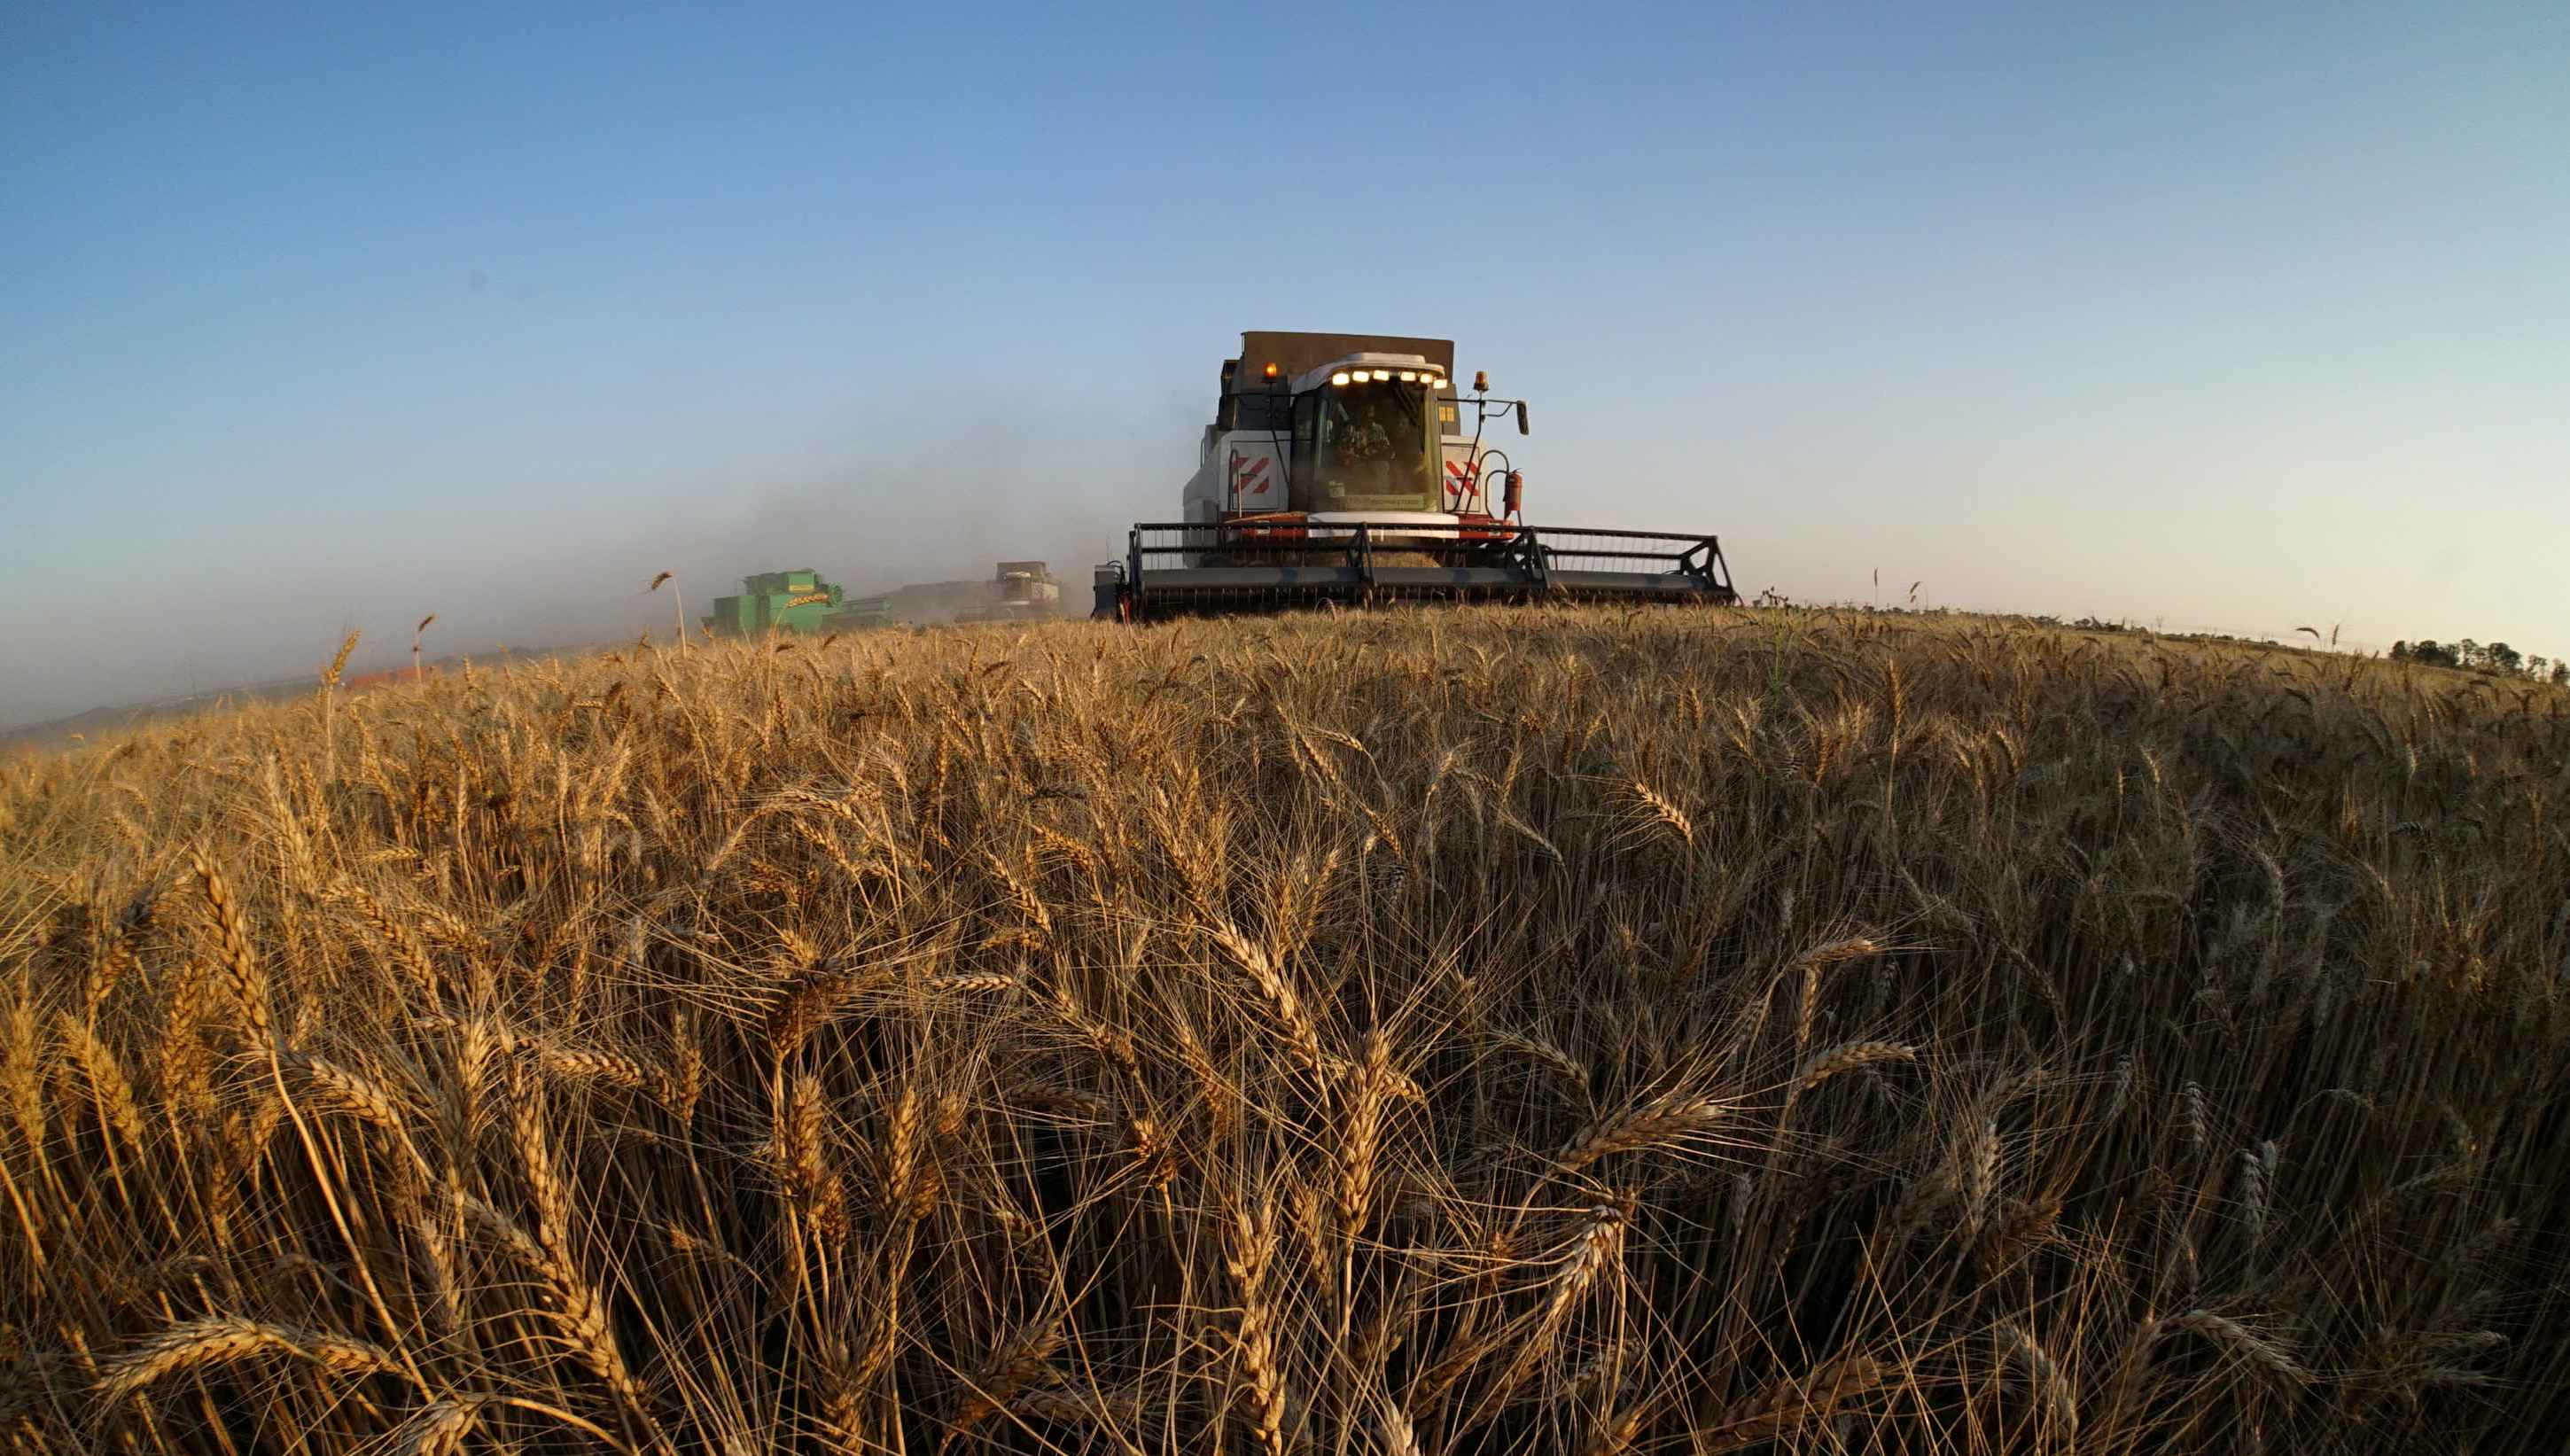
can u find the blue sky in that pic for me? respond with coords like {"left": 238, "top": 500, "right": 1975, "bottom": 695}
{"left": 4, "top": 1, "right": 2564, "bottom": 724}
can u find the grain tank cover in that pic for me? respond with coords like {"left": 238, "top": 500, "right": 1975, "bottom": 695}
{"left": 1236, "top": 331, "right": 1453, "bottom": 388}
{"left": 743, "top": 569, "right": 821, "bottom": 596}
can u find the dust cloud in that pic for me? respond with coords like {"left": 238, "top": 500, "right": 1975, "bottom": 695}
{"left": 1, "top": 399, "right": 1200, "bottom": 734}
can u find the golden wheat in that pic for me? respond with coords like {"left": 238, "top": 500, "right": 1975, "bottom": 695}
{"left": 3, "top": 603, "right": 2561, "bottom": 1452}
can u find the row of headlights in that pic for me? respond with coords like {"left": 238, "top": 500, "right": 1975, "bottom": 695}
{"left": 1329, "top": 369, "right": 1449, "bottom": 390}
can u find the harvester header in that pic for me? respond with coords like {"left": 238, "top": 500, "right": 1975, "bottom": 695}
{"left": 1094, "top": 331, "right": 1737, "bottom": 620}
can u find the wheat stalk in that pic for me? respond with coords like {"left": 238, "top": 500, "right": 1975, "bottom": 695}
{"left": 191, "top": 849, "right": 271, "bottom": 1047}
{"left": 2170, "top": 1310, "right": 2309, "bottom": 1385}
{"left": 880, "top": 1080, "right": 937, "bottom": 1221}
{"left": 1209, "top": 919, "right": 1328, "bottom": 1076}
{"left": 781, "top": 1071, "right": 849, "bottom": 1239}
{"left": 1999, "top": 1320, "right": 2078, "bottom": 1437}
{"left": 1961, "top": 1117, "right": 2002, "bottom": 1239}
{"left": 946, "top": 1320, "right": 1063, "bottom": 1445}
{"left": 95, "top": 1317, "right": 280, "bottom": 1402}
{"left": 1626, "top": 780, "right": 1694, "bottom": 846}
{"left": 1336, "top": 1032, "right": 1395, "bottom": 1234}
{"left": 2240, "top": 1139, "right": 2276, "bottom": 1248}
{"left": 1224, "top": 1197, "right": 1289, "bottom": 1452}
{"left": 96, "top": 1318, "right": 400, "bottom": 1404}
{"left": 58, "top": 1016, "right": 146, "bottom": 1152}
{"left": 389, "top": 1398, "right": 480, "bottom": 1456}
{"left": 1555, "top": 1094, "right": 1728, "bottom": 1174}
{"left": 1793, "top": 1040, "right": 1916, "bottom": 1094}
{"left": 1700, "top": 1353, "right": 1888, "bottom": 1452}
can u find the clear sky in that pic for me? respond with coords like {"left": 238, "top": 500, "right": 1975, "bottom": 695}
{"left": 4, "top": 2, "right": 2564, "bottom": 727}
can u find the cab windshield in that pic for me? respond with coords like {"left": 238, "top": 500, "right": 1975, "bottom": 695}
{"left": 1312, "top": 378, "right": 1438, "bottom": 510}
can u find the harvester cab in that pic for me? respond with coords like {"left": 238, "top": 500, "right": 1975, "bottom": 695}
{"left": 1095, "top": 331, "right": 1738, "bottom": 621}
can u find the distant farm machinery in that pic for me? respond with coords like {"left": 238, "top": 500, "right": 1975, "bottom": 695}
{"left": 701, "top": 570, "right": 881, "bottom": 637}
{"left": 702, "top": 563, "right": 1061, "bottom": 637}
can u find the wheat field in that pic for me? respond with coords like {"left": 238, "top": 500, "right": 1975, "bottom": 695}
{"left": 3, "top": 605, "right": 2563, "bottom": 1453}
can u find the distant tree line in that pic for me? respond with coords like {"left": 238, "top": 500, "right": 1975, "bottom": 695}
{"left": 2391, "top": 638, "right": 2567, "bottom": 682}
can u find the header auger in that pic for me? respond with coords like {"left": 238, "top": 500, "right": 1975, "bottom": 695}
{"left": 1094, "top": 331, "right": 1739, "bottom": 621}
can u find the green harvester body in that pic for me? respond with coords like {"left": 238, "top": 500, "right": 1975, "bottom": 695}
{"left": 703, "top": 569, "right": 850, "bottom": 636}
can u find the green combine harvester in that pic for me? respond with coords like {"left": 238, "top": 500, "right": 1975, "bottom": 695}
{"left": 702, "top": 570, "right": 889, "bottom": 636}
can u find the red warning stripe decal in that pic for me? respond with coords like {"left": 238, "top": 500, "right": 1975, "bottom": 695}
{"left": 1232, "top": 451, "right": 1273, "bottom": 496}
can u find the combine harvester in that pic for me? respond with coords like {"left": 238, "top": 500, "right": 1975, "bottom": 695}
{"left": 704, "top": 563, "right": 1062, "bottom": 634}
{"left": 955, "top": 561, "right": 1063, "bottom": 624}
{"left": 1094, "top": 331, "right": 1738, "bottom": 620}
{"left": 702, "top": 570, "right": 888, "bottom": 636}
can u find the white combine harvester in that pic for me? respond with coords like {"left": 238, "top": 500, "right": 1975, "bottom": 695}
{"left": 955, "top": 561, "right": 1063, "bottom": 624}
{"left": 1094, "top": 331, "right": 1738, "bottom": 620}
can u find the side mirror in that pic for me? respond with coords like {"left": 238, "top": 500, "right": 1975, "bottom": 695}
{"left": 1515, "top": 401, "right": 1530, "bottom": 435}
{"left": 1503, "top": 471, "right": 1524, "bottom": 516}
